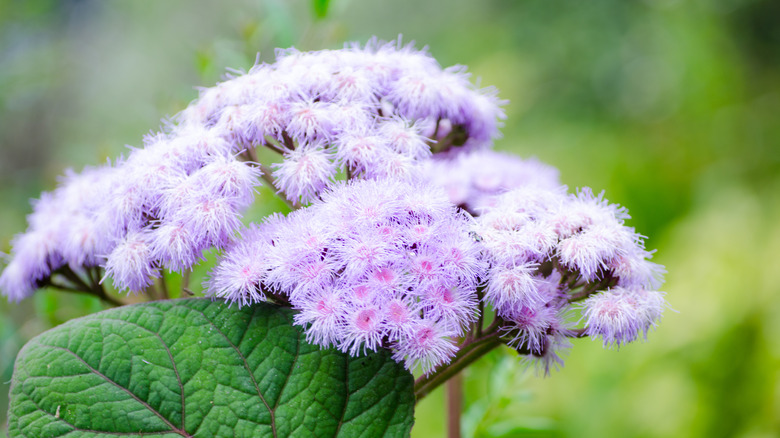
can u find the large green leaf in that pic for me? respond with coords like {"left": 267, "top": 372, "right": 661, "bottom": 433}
{"left": 7, "top": 299, "right": 414, "bottom": 437}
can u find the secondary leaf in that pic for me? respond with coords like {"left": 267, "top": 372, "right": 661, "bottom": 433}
{"left": 7, "top": 298, "right": 414, "bottom": 437}
{"left": 312, "top": 0, "right": 331, "bottom": 18}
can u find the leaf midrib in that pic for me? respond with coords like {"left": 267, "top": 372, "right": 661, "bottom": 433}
{"left": 182, "top": 305, "right": 278, "bottom": 438}
{"left": 41, "top": 343, "right": 192, "bottom": 438}
{"left": 99, "top": 317, "right": 186, "bottom": 432}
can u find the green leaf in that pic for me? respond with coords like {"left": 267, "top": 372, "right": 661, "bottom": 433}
{"left": 312, "top": 0, "right": 331, "bottom": 19}
{"left": 7, "top": 298, "right": 414, "bottom": 437}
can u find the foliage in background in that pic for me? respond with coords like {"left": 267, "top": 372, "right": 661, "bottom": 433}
{"left": 1, "top": 0, "right": 778, "bottom": 436}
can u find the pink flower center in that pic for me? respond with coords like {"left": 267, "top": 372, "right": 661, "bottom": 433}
{"left": 416, "top": 327, "right": 434, "bottom": 345}
{"left": 388, "top": 302, "right": 407, "bottom": 323}
{"left": 441, "top": 288, "right": 454, "bottom": 304}
{"left": 356, "top": 245, "right": 376, "bottom": 261}
{"left": 598, "top": 302, "right": 621, "bottom": 320}
{"left": 374, "top": 267, "right": 395, "bottom": 284}
{"left": 355, "top": 309, "right": 377, "bottom": 331}
{"left": 300, "top": 261, "right": 327, "bottom": 281}
{"left": 354, "top": 285, "right": 370, "bottom": 300}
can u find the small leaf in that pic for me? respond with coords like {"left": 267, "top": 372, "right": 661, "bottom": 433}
{"left": 8, "top": 298, "right": 414, "bottom": 437}
{"left": 312, "top": 0, "right": 331, "bottom": 19}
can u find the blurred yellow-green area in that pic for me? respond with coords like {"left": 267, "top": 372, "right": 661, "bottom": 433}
{"left": 1, "top": 0, "right": 778, "bottom": 436}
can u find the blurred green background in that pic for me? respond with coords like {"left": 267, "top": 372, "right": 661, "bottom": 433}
{"left": 1, "top": 0, "right": 779, "bottom": 436}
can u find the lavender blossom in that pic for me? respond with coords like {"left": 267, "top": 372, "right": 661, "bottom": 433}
{"left": 423, "top": 150, "right": 560, "bottom": 212}
{"left": 582, "top": 287, "right": 667, "bottom": 347}
{"left": 104, "top": 230, "right": 158, "bottom": 292}
{"left": 476, "top": 186, "right": 664, "bottom": 292}
{"left": 272, "top": 145, "right": 337, "bottom": 204}
{"left": 208, "top": 178, "right": 485, "bottom": 373}
{"left": 1, "top": 38, "right": 505, "bottom": 300}
{"left": 0, "top": 148, "right": 259, "bottom": 294}
{"left": 174, "top": 38, "right": 505, "bottom": 203}
{"left": 0, "top": 166, "right": 116, "bottom": 299}
{"left": 0, "top": 38, "right": 671, "bottom": 385}
{"left": 476, "top": 184, "right": 667, "bottom": 369}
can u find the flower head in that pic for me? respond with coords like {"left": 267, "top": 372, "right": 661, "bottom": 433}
{"left": 423, "top": 150, "right": 560, "bottom": 211}
{"left": 208, "top": 178, "right": 485, "bottom": 372}
{"left": 582, "top": 287, "right": 667, "bottom": 347}
{"left": 0, "top": 38, "right": 671, "bottom": 383}
{"left": 476, "top": 183, "right": 668, "bottom": 370}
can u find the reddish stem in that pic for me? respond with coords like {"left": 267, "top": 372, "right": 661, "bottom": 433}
{"left": 446, "top": 372, "right": 463, "bottom": 438}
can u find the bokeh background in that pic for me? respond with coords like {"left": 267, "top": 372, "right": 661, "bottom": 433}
{"left": 1, "top": 0, "right": 779, "bottom": 436}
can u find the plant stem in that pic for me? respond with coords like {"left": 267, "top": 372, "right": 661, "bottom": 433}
{"left": 430, "top": 124, "right": 468, "bottom": 154}
{"left": 98, "top": 288, "right": 124, "bottom": 307}
{"left": 145, "top": 281, "right": 160, "bottom": 301}
{"left": 58, "top": 265, "right": 92, "bottom": 292}
{"left": 85, "top": 266, "right": 99, "bottom": 286}
{"left": 238, "top": 150, "right": 298, "bottom": 211}
{"left": 48, "top": 282, "right": 123, "bottom": 307}
{"left": 418, "top": 303, "right": 592, "bottom": 403}
{"left": 474, "top": 288, "right": 485, "bottom": 339}
{"left": 446, "top": 372, "right": 463, "bottom": 438}
{"left": 47, "top": 266, "right": 124, "bottom": 307}
{"left": 86, "top": 267, "right": 124, "bottom": 307}
{"left": 266, "top": 290, "right": 291, "bottom": 307}
{"left": 262, "top": 137, "right": 287, "bottom": 155}
{"left": 281, "top": 130, "right": 296, "bottom": 151}
{"left": 158, "top": 270, "right": 170, "bottom": 299}
{"left": 415, "top": 329, "right": 503, "bottom": 401}
{"left": 568, "top": 275, "right": 617, "bottom": 302}
{"left": 182, "top": 269, "right": 191, "bottom": 291}
{"left": 257, "top": 163, "right": 297, "bottom": 210}
{"left": 243, "top": 146, "right": 259, "bottom": 163}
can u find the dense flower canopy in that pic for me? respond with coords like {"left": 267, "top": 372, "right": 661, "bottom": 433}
{"left": 0, "top": 38, "right": 504, "bottom": 299}
{"left": 0, "top": 38, "right": 667, "bottom": 374}
{"left": 209, "top": 178, "right": 484, "bottom": 373}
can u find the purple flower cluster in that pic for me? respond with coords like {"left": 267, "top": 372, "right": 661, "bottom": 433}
{"left": 0, "top": 134, "right": 260, "bottom": 297}
{"left": 0, "top": 38, "right": 504, "bottom": 299}
{"left": 179, "top": 38, "right": 505, "bottom": 204}
{"left": 0, "top": 38, "right": 670, "bottom": 376}
{"left": 209, "top": 178, "right": 484, "bottom": 373}
{"left": 582, "top": 287, "right": 666, "bottom": 347}
{"left": 422, "top": 150, "right": 561, "bottom": 212}
{"left": 475, "top": 186, "right": 666, "bottom": 370}
{"left": 0, "top": 167, "right": 114, "bottom": 300}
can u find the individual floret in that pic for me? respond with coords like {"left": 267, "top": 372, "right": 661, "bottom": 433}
{"left": 582, "top": 287, "right": 667, "bottom": 347}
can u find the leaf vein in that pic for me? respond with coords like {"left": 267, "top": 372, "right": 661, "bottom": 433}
{"left": 40, "top": 344, "right": 191, "bottom": 438}
{"left": 98, "top": 316, "right": 187, "bottom": 431}
{"left": 178, "top": 304, "right": 277, "bottom": 438}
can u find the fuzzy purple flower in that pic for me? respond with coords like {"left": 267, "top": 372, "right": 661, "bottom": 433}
{"left": 475, "top": 183, "right": 667, "bottom": 369}
{"left": 423, "top": 150, "right": 560, "bottom": 212}
{"left": 208, "top": 178, "right": 485, "bottom": 373}
{"left": 477, "top": 186, "right": 664, "bottom": 294}
{"left": 0, "top": 38, "right": 672, "bottom": 384}
{"left": 1, "top": 38, "right": 505, "bottom": 299}
{"left": 174, "top": 38, "right": 505, "bottom": 204}
{"left": 582, "top": 287, "right": 667, "bottom": 347}
{"left": 0, "top": 166, "right": 116, "bottom": 299}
